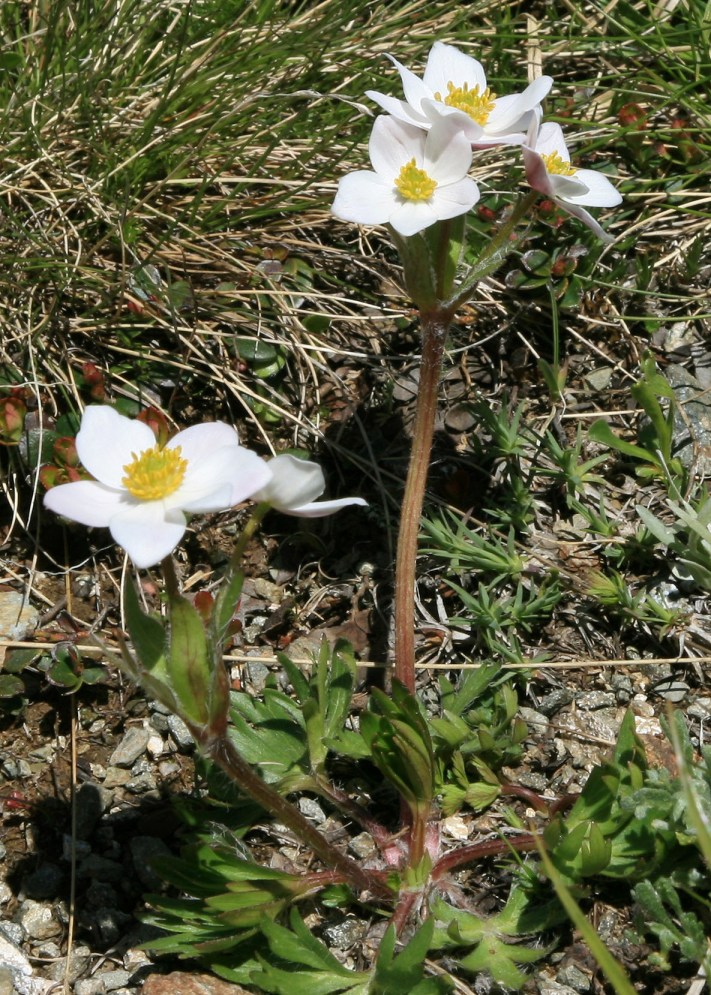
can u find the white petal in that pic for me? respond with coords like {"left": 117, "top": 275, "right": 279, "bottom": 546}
{"left": 422, "top": 41, "right": 486, "bottom": 93}
{"left": 76, "top": 406, "right": 155, "bottom": 489}
{"left": 563, "top": 168, "right": 622, "bottom": 207}
{"left": 420, "top": 100, "right": 484, "bottom": 141}
{"left": 549, "top": 171, "right": 592, "bottom": 199}
{"left": 432, "top": 178, "right": 481, "bottom": 219}
{"left": 174, "top": 446, "right": 273, "bottom": 511}
{"left": 522, "top": 147, "right": 555, "bottom": 197}
{"left": 254, "top": 454, "right": 325, "bottom": 509}
{"left": 534, "top": 122, "right": 570, "bottom": 160}
{"left": 390, "top": 200, "right": 439, "bottom": 236}
{"left": 424, "top": 119, "right": 472, "bottom": 183}
{"left": 284, "top": 497, "right": 368, "bottom": 519}
{"left": 332, "top": 171, "right": 397, "bottom": 227}
{"left": 388, "top": 54, "right": 434, "bottom": 112}
{"left": 369, "top": 115, "right": 425, "bottom": 176}
{"left": 167, "top": 421, "right": 240, "bottom": 465}
{"left": 558, "top": 201, "right": 615, "bottom": 243}
{"left": 44, "top": 479, "right": 131, "bottom": 527}
{"left": 486, "top": 77, "right": 552, "bottom": 134}
{"left": 109, "top": 502, "right": 187, "bottom": 568}
{"left": 365, "top": 90, "right": 430, "bottom": 128}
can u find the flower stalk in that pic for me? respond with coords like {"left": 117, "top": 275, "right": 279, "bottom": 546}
{"left": 193, "top": 723, "right": 392, "bottom": 900}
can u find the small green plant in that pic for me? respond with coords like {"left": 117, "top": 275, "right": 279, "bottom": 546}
{"left": 589, "top": 357, "right": 687, "bottom": 493}
{"left": 637, "top": 488, "right": 711, "bottom": 592}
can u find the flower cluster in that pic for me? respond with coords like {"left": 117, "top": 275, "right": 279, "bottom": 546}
{"left": 43, "top": 406, "right": 366, "bottom": 568}
{"left": 332, "top": 41, "right": 621, "bottom": 241}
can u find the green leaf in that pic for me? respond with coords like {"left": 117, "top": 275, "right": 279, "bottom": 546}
{"left": 168, "top": 593, "right": 211, "bottom": 725}
{"left": 213, "top": 569, "right": 244, "bottom": 648}
{"left": 123, "top": 574, "right": 169, "bottom": 682}
{"left": 588, "top": 419, "right": 660, "bottom": 465}
{"left": 0, "top": 674, "right": 25, "bottom": 697}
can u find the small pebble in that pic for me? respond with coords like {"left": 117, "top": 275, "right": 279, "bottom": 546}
{"left": 167, "top": 715, "right": 194, "bottom": 752}
{"left": 97, "top": 970, "right": 131, "bottom": 991}
{"left": 48, "top": 945, "right": 92, "bottom": 983}
{"left": 574, "top": 691, "right": 616, "bottom": 711}
{"left": 15, "top": 900, "right": 61, "bottom": 941}
{"left": 109, "top": 725, "right": 151, "bottom": 768}
{"left": 556, "top": 963, "right": 592, "bottom": 993}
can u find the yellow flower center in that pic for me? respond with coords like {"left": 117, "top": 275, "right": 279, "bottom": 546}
{"left": 122, "top": 444, "right": 188, "bottom": 501}
{"left": 541, "top": 151, "right": 576, "bottom": 176}
{"left": 434, "top": 81, "right": 496, "bottom": 125}
{"left": 394, "top": 158, "right": 437, "bottom": 202}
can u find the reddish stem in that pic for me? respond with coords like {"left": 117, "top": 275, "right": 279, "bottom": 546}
{"left": 393, "top": 308, "right": 452, "bottom": 692}
{"left": 431, "top": 833, "right": 539, "bottom": 880}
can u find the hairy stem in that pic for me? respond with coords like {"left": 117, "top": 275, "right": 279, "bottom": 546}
{"left": 393, "top": 308, "right": 452, "bottom": 692}
{"left": 196, "top": 728, "right": 392, "bottom": 899}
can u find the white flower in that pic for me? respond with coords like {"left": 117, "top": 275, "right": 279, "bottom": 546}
{"left": 43, "top": 406, "right": 272, "bottom": 568}
{"left": 365, "top": 41, "right": 552, "bottom": 146}
{"left": 254, "top": 454, "right": 367, "bottom": 518}
{"left": 332, "top": 114, "right": 480, "bottom": 236}
{"left": 522, "top": 121, "right": 622, "bottom": 242}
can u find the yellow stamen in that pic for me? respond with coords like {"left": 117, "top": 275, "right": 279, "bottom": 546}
{"left": 541, "top": 151, "right": 576, "bottom": 176}
{"left": 394, "top": 158, "right": 437, "bottom": 202}
{"left": 433, "top": 81, "right": 496, "bottom": 125}
{"left": 122, "top": 444, "right": 188, "bottom": 501}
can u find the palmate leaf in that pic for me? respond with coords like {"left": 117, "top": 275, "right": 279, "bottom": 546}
{"left": 432, "top": 889, "right": 563, "bottom": 992}
{"left": 373, "top": 921, "right": 453, "bottom": 994}
{"left": 250, "top": 910, "right": 370, "bottom": 995}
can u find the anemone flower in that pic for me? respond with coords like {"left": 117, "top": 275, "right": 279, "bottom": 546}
{"left": 332, "top": 114, "right": 479, "bottom": 237}
{"left": 522, "top": 121, "right": 622, "bottom": 242}
{"left": 254, "top": 454, "right": 367, "bottom": 518}
{"left": 366, "top": 41, "right": 552, "bottom": 146}
{"left": 43, "top": 406, "right": 272, "bottom": 568}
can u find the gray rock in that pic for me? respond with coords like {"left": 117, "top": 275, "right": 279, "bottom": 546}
{"left": 539, "top": 983, "right": 579, "bottom": 995}
{"left": 688, "top": 697, "right": 711, "bottom": 720}
{"left": 85, "top": 881, "right": 118, "bottom": 910}
{"left": 21, "top": 862, "right": 64, "bottom": 900}
{"left": 574, "top": 691, "right": 616, "bottom": 710}
{"left": 102, "top": 767, "right": 131, "bottom": 789}
{"left": 167, "top": 715, "right": 194, "bottom": 752}
{"left": 77, "top": 854, "right": 124, "bottom": 883}
{"left": 124, "top": 770, "right": 157, "bottom": 794}
{"left": 129, "top": 837, "right": 172, "bottom": 889}
{"left": 0, "top": 935, "right": 30, "bottom": 974}
{"left": 535, "top": 689, "right": 574, "bottom": 717}
{"left": 298, "top": 797, "right": 326, "bottom": 823}
{"left": 0, "top": 966, "right": 13, "bottom": 995}
{"left": 109, "top": 726, "right": 151, "bottom": 768}
{"left": 62, "top": 836, "right": 91, "bottom": 862}
{"left": 0, "top": 923, "right": 25, "bottom": 946}
{"left": 88, "top": 907, "right": 132, "bottom": 947}
{"left": 75, "top": 979, "right": 107, "bottom": 995}
{"left": 32, "top": 942, "right": 60, "bottom": 959}
{"left": 97, "top": 970, "right": 131, "bottom": 991}
{"left": 0, "top": 756, "right": 32, "bottom": 779}
{"left": 517, "top": 771, "right": 548, "bottom": 793}
{"left": 0, "top": 883, "right": 12, "bottom": 906}
{"left": 246, "top": 661, "right": 270, "bottom": 692}
{"left": 322, "top": 916, "right": 368, "bottom": 949}
{"left": 48, "top": 944, "right": 92, "bottom": 983}
{"left": 14, "top": 901, "right": 60, "bottom": 940}
{"left": 0, "top": 842, "right": 6, "bottom": 861}
{"left": 75, "top": 782, "right": 114, "bottom": 839}
{"left": 149, "top": 712, "right": 170, "bottom": 734}
{"left": 348, "top": 832, "right": 376, "bottom": 859}
{"left": 518, "top": 706, "right": 549, "bottom": 731}
{"left": 556, "top": 964, "right": 592, "bottom": 992}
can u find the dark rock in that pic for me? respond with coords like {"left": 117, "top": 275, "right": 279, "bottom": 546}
{"left": 129, "top": 836, "right": 172, "bottom": 889}
{"left": 21, "top": 863, "right": 64, "bottom": 901}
